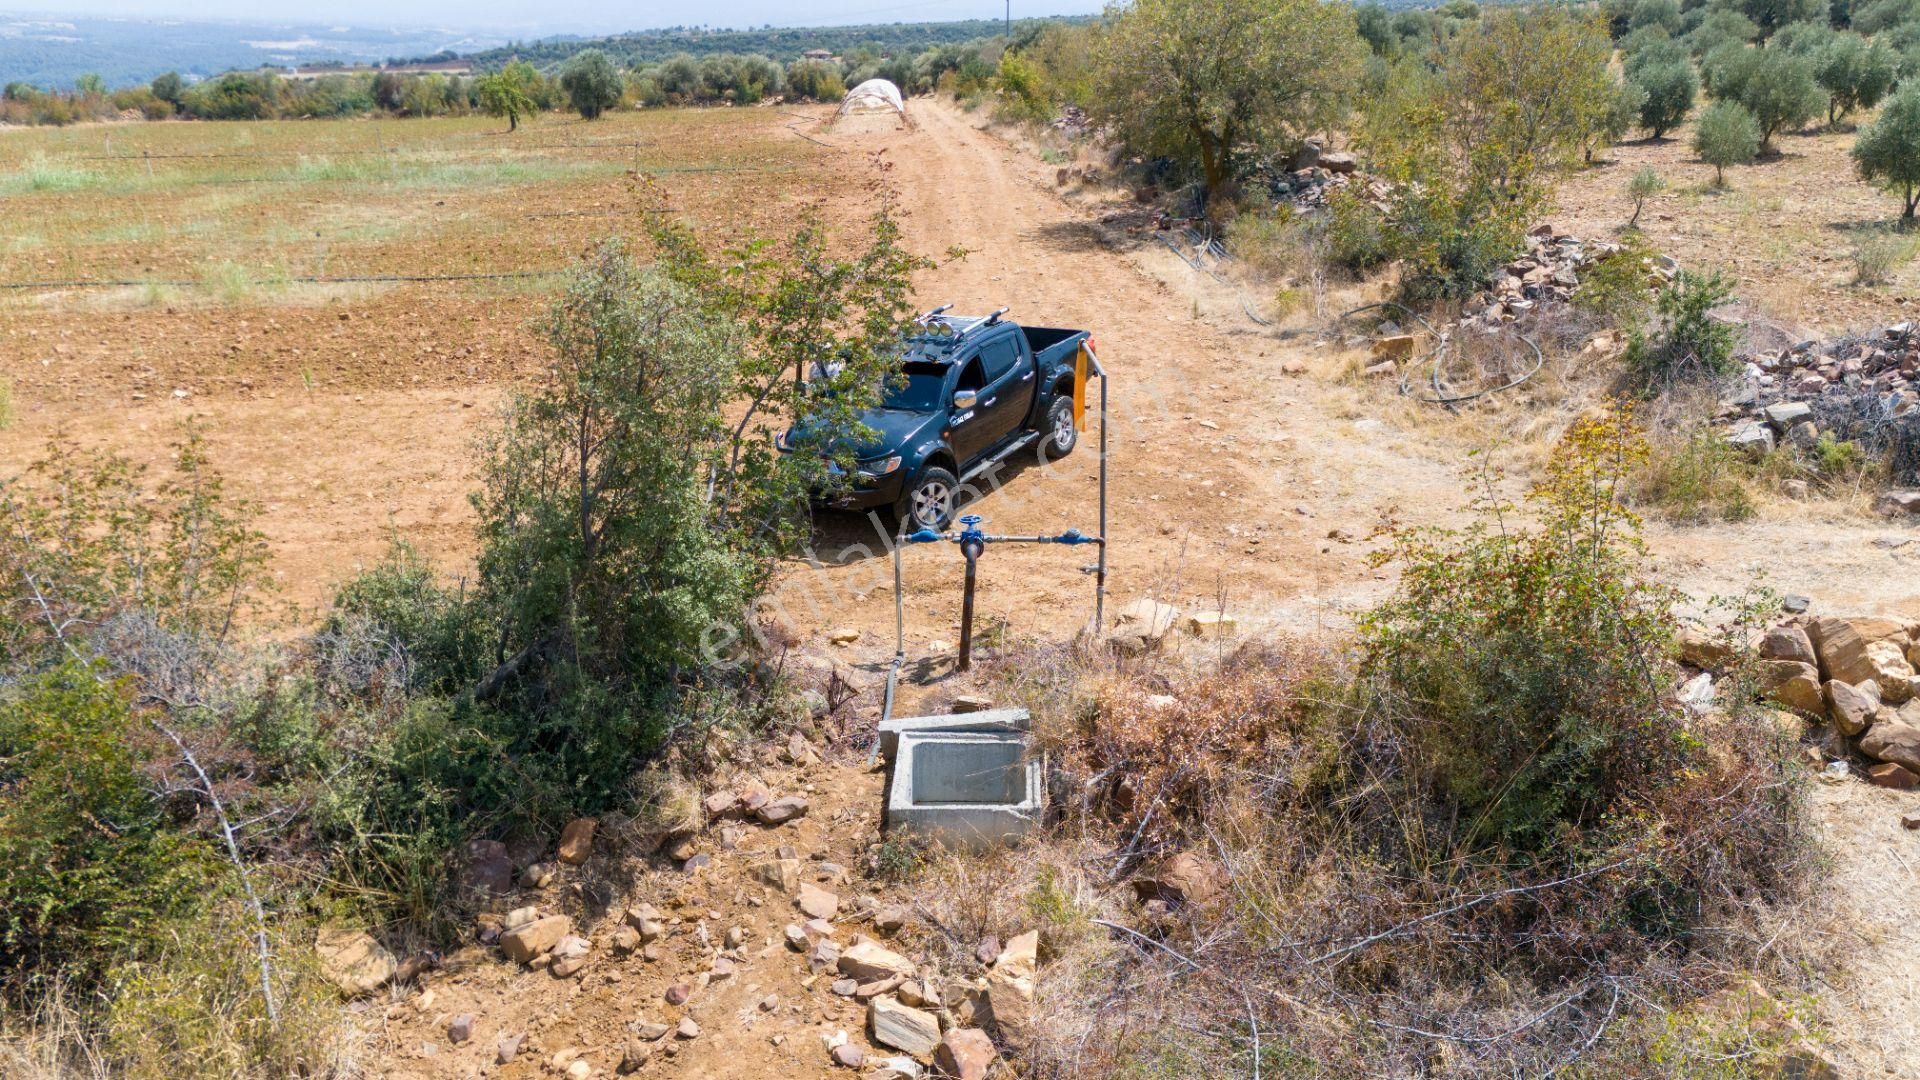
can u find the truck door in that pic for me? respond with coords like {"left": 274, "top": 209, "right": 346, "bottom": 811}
{"left": 948, "top": 355, "right": 996, "bottom": 464}
{"left": 972, "top": 333, "right": 1035, "bottom": 450}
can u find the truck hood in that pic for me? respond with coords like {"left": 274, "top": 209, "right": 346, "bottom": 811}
{"left": 784, "top": 407, "right": 940, "bottom": 463}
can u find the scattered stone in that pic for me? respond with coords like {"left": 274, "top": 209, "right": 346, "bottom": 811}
{"left": 521, "top": 861, "right": 556, "bottom": 889}
{"left": 709, "top": 957, "right": 736, "bottom": 981}
{"left": 314, "top": 928, "right": 398, "bottom": 997}
{"left": 611, "top": 927, "right": 641, "bottom": 954}
{"left": 856, "top": 974, "right": 907, "bottom": 1000}
{"left": 676, "top": 1017, "right": 700, "bottom": 1039}
{"left": 832, "top": 978, "right": 860, "bottom": 996}
{"left": 1676, "top": 626, "right": 1737, "bottom": 670}
{"left": 566, "top": 1060, "right": 591, "bottom": 1080}
{"left": 496, "top": 1034, "right": 524, "bottom": 1065}
{"left": 1903, "top": 812, "right": 1920, "bottom": 830}
{"left": 1765, "top": 661, "right": 1826, "bottom": 714}
{"left": 704, "top": 790, "right": 742, "bottom": 820}
{"left": 1878, "top": 490, "right": 1920, "bottom": 516}
{"left": 1810, "top": 617, "right": 1913, "bottom": 689}
{"left": 1370, "top": 335, "right": 1416, "bottom": 363}
{"left": 869, "top": 996, "right": 942, "bottom": 1057}
{"left": 1759, "top": 625, "right": 1817, "bottom": 666}
{"left": 810, "top": 938, "right": 843, "bottom": 973}
{"left": 1862, "top": 718, "right": 1920, "bottom": 775}
{"left": 757, "top": 858, "right": 803, "bottom": 893}
{"left": 759, "top": 993, "right": 780, "bottom": 1011}
{"left": 1781, "top": 595, "right": 1812, "bottom": 614}
{"left": 1827, "top": 679, "right": 1883, "bottom": 736}
{"left": 874, "top": 906, "right": 908, "bottom": 933}
{"left": 1869, "top": 763, "right": 1920, "bottom": 790}
{"left": 797, "top": 883, "right": 841, "bottom": 920}
{"left": 994, "top": 931, "right": 1038, "bottom": 978}
{"left": 1184, "top": 610, "right": 1237, "bottom": 637}
{"left": 1131, "top": 851, "right": 1225, "bottom": 905}
{"left": 830, "top": 628, "right": 861, "bottom": 645}
{"left": 832, "top": 1043, "right": 867, "bottom": 1068}
{"left": 620, "top": 1037, "right": 654, "bottom": 1073}
{"left": 757, "top": 796, "right": 811, "bottom": 826}
{"left": 951, "top": 694, "right": 995, "bottom": 713}
{"left": 446, "top": 1014, "right": 474, "bottom": 1045}
{"left": 556, "top": 818, "right": 597, "bottom": 865}
{"left": 725, "top": 926, "right": 748, "bottom": 948}
{"left": 665, "top": 983, "right": 692, "bottom": 1006}
{"left": 974, "top": 936, "right": 1001, "bottom": 968}
{"left": 501, "top": 915, "right": 572, "bottom": 965}
{"left": 460, "top": 838, "right": 515, "bottom": 897}
{"left": 934, "top": 1028, "right": 997, "bottom": 1080}
{"left": 1107, "top": 597, "right": 1180, "bottom": 654}
{"left": 786, "top": 923, "right": 811, "bottom": 950}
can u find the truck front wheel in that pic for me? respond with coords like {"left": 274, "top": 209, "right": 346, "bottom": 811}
{"left": 1040, "top": 396, "right": 1077, "bottom": 461}
{"left": 896, "top": 466, "right": 959, "bottom": 532}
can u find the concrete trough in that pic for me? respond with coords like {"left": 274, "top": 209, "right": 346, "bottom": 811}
{"left": 885, "top": 729, "right": 1042, "bottom": 850}
{"left": 877, "top": 707, "right": 1030, "bottom": 762}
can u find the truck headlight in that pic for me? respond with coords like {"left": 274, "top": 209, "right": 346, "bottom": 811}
{"left": 775, "top": 430, "right": 794, "bottom": 452}
{"left": 859, "top": 455, "right": 903, "bottom": 477}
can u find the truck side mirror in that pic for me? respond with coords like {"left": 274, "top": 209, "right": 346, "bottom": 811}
{"left": 952, "top": 390, "right": 978, "bottom": 410}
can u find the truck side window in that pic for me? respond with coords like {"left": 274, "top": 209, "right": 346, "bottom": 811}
{"left": 979, "top": 337, "right": 1019, "bottom": 383}
{"left": 955, "top": 357, "right": 985, "bottom": 393}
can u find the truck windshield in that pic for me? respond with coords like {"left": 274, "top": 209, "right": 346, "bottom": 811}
{"left": 881, "top": 362, "right": 950, "bottom": 411}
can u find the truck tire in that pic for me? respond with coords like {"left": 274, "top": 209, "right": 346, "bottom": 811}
{"left": 896, "top": 466, "right": 959, "bottom": 532}
{"left": 1040, "top": 396, "right": 1078, "bottom": 461}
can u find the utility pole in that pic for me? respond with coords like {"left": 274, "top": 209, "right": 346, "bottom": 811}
{"left": 1005, "top": 0, "right": 1011, "bottom": 36}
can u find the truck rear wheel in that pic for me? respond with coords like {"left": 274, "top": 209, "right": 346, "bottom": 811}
{"left": 895, "top": 466, "right": 958, "bottom": 532}
{"left": 1040, "top": 396, "right": 1077, "bottom": 461}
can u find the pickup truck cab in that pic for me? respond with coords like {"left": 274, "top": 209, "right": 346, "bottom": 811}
{"left": 789, "top": 311, "right": 1093, "bottom": 531}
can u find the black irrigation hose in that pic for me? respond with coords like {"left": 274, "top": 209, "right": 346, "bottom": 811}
{"left": 1154, "top": 230, "right": 1271, "bottom": 327}
{"left": 0, "top": 269, "right": 563, "bottom": 291}
{"left": 1336, "top": 300, "right": 1545, "bottom": 407}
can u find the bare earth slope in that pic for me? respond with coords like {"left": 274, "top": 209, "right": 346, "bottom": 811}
{"left": 356, "top": 102, "right": 1920, "bottom": 1077}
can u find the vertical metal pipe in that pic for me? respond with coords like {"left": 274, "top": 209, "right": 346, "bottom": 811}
{"left": 1094, "top": 368, "right": 1109, "bottom": 635}
{"left": 958, "top": 546, "right": 979, "bottom": 672}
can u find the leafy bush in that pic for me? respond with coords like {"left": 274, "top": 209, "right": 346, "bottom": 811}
{"left": 1324, "top": 189, "right": 1392, "bottom": 274}
{"left": 560, "top": 48, "right": 623, "bottom": 119}
{"left": 1627, "top": 269, "right": 1740, "bottom": 389}
{"left": 1694, "top": 100, "right": 1762, "bottom": 185}
{"left": 1633, "top": 58, "right": 1698, "bottom": 137}
{"left": 0, "top": 666, "right": 215, "bottom": 1004}
{"left": 1573, "top": 235, "right": 1659, "bottom": 322}
{"left": 1627, "top": 166, "right": 1667, "bottom": 227}
{"left": 1627, "top": 427, "right": 1758, "bottom": 521}
{"left": 1361, "top": 408, "right": 1691, "bottom": 850}
{"left": 785, "top": 59, "right": 846, "bottom": 102}
{"left": 1851, "top": 226, "right": 1917, "bottom": 284}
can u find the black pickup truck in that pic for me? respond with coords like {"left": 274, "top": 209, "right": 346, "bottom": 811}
{"left": 784, "top": 310, "right": 1094, "bottom": 531}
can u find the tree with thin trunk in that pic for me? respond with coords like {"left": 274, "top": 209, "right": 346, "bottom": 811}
{"left": 1855, "top": 83, "right": 1920, "bottom": 219}
{"left": 476, "top": 61, "right": 538, "bottom": 132}
{"left": 1694, "top": 100, "right": 1761, "bottom": 186}
{"left": 1092, "top": 0, "right": 1366, "bottom": 208}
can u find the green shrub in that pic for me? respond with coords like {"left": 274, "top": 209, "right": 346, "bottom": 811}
{"left": 1851, "top": 226, "right": 1917, "bottom": 285}
{"left": 1360, "top": 407, "right": 1690, "bottom": 852}
{"left": 1626, "top": 166, "right": 1668, "bottom": 227}
{"left": 1628, "top": 427, "right": 1757, "bottom": 522}
{"left": 0, "top": 666, "right": 216, "bottom": 1003}
{"left": 1325, "top": 190, "right": 1391, "bottom": 274}
{"left": 102, "top": 907, "right": 345, "bottom": 1079}
{"left": 1694, "top": 100, "right": 1762, "bottom": 186}
{"left": 1627, "top": 268, "right": 1740, "bottom": 389}
{"left": 1574, "top": 235, "right": 1659, "bottom": 324}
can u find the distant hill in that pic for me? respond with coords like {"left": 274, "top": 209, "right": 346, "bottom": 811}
{"left": 442, "top": 18, "right": 1098, "bottom": 71}
{"left": 0, "top": 13, "right": 508, "bottom": 90}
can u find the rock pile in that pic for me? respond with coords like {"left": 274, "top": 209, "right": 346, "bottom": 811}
{"left": 1717, "top": 323, "right": 1920, "bottom": 505}
{"left": 1739, "top": 614, "right": 1920, "bottom": 786}
{"left": 1461, "top": 224, "right": 1673, "bottom": 329}
{"left": 1258, "top": 139, "right": 1389, "bottom": 212}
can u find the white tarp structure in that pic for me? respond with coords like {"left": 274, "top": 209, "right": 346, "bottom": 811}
{"left": 840, "top": 78, "right": 905, "bottom": 116}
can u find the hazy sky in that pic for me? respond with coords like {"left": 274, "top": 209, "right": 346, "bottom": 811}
{"left": 25, "top": 0, "right": 1105, "bottom": 36}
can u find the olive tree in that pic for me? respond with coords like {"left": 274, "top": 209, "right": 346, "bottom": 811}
{"left": 1633, "top": 59, "right": 1698, "bottom": 137}
{"left": 1694, "top": 99, "right": 1762, "bottom": 184}
{"left": 1855, "top": 83, "right": 1920, "bottom": 217}
{"left": 1093, "top": 0, "right": 1367, "bottom": 205}
{"left": 1814, "top": 32, "right": 1898, "bottom": 123}
{"left": 1713, "top": 47, "right": 1823, "bottom": 149}
{"left": 1435, "top": 8, "right": 1619, "bottom": 190}
{"left": 560, "top": 48, "right": 623, "bottom": 119}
